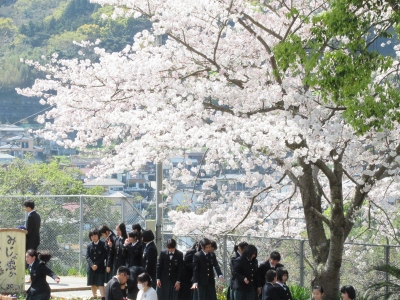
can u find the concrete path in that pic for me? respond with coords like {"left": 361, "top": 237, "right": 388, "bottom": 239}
{"left": 25, "top": 275, "right": 94, "bottom": 299}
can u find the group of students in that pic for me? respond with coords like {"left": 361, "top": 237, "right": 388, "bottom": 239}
{"left": 25, "top": 223, "right": 358, "bottom": 300}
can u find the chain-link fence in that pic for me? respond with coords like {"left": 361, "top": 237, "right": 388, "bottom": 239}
{"left": 174, "top": 235, "right": 400, "bottom": 293}
{"left": 1, "top": 195, "right": 399, "bottom": 293}
{"left": 0, "top": 195, "right": 145, "bottom": 276}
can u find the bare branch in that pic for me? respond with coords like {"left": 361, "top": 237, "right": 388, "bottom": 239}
{"left": 310, "top": 206, "right": 332, "bottom": 228}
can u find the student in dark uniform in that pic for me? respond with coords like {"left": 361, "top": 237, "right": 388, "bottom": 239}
{"left": 312, "top": 286, "right": 324, "bottom": 300}
{"left": 24, "top": 200, "right": 41, "bottom": 251}
{"left": 132, "top": 223, "right": 143, "bottom": 244}
{"left": 125, "top": 265, "right": 145, "bottom": 300}
{"left": 25, "top": 249, "right": 60, "bottom": 300}
{"left": 105, "top": 266, "right": 130, "bottom": 300}
{"left": 257, "top": 251, "right": 283, "bottom": 296}
{"left": 340, "top": 285, "right": 356, "bottom": 300}
{"left": 156, "top": 238, "right": 184, "bottom": 300}
{"left": 229, "top": 242, "right": 248, "bottom": 300}
{"left": 86, "top": 228, "right": 107, "bottom": 300}
{"left": 100, "top": 225, "right": 118, "bottom": 283}
{"left": 191, "top": 238, "right": 225, "bottom": 300}
{"left": 123, "top": 231, "right": 143, "bottom": 267}
{"left": 109, "top": 223, "right": 127, "bottom": 276}
{"left": 274, "top": 268, "right": 292, "bottom": 300}
{"left": 232, "top": 244, "right": 258, "bottom": 300}
{"left": 142, "top": 229, "right": 158, "bottom": 288}
{"left": 179, "top": 241, "right": 199, "bottom": 300}
{"left": 262, "top": 270, "right": 278, "bottom": 300}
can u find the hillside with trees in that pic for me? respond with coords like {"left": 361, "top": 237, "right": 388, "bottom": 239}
{"left": 0, "top": 0, "right": 150, "bottom": 123}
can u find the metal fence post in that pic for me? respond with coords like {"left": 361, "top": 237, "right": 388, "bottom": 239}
{"left": 300, "top": 239, "right": 305, "bottom": 287}
{"left": 223, "top": 235, "right": 227, "bottom": 278}
{"left": 385, "top": 240, "right": 390, "bottom": 297}
{"left": 121, "top": 197, "right": 125, "bottom": 224}
{"left": 79, "top": 195, "right": 83, "bottom": 268}
{"left": 156, "top": 162, "right": 163, "bottom": 252}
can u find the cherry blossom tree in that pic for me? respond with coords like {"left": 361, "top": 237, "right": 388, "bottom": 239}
{"left": 17, "top": 0, "right": 400, "bottom": 298}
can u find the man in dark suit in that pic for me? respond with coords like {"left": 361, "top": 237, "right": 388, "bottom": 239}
{"left": 24, "top": 200, "right": 41, "bottom": 251}
{"left": 191, "top": 238, "right": 225, "bottom": 300}
{"left": 257, "top": 251, "right": 283, "bottom": 296}
{"left": 123, "top": 231, "right": 143, "bottom": 267}
{"left": 105, "top": 266, "right": 130, "bottom": 300}
{"left": 142, "top": 229, "right": 158, "bottom": 288}
{"left": 156, "top": 238, "right": 184, "bottom": 300}
{"left": 262, "top": 270, "right": 278, "bottom": 300}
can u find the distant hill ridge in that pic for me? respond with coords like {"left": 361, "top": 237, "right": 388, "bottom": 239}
{"left": 0, "top": 0, "right": 150, "bottom": 124}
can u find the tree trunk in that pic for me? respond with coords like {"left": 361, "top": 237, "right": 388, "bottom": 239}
{"left": 298, "top": 160, "right": 346, "bottom": 300}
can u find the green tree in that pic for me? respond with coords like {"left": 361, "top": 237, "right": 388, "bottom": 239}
{"left": 274, "top": 0, "right": 400, "bottom": 134}
{"left": 0, "top": 156, "right": 104, "bottom": 195}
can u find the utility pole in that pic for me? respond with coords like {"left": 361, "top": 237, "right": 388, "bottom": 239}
{"left": 155, "top": 34, "right": 163, "bottom": 252}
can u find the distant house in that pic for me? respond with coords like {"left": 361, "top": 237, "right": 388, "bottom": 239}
{"left": 0, "top": 153, "right": 14, "bottom": 165}
{"left": 83, "top": 178, "right": 125, "bottom": 194}
{"left": 0, "top": 134, "right": 44, "bottom": 159}
{"left": 0, "top": 125, "right": 25, "bottom": 146}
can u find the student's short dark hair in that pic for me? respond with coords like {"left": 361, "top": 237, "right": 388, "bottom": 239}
{"left": 266, "top": 269, "right": 277, "bottom": 282}
{"left": 117, "top": 266, "right": 130, "bottom": 276}
{"left": 313, "top": 286, "right": 324, "bottom": 294}
{"left": 199, "top": 238, "right": 211, "bottom": 248}
{"left": 88, "top": 228, "right": 100, "bottom": 240}
{"left": 137, "top": 272, "right": 152, "bottom": 284}
{"left": 128, "top": 231, "right": 138, "bottom": 239}
{"left": 340, "top": 285, "right": 356, "bottom": 299}
{"left": 132, "top": 223, "right": 142, "bottom": 231}
{"left": 210, "top": 240, "right": 217, "bottom": 250}
{"left": 234, "top": 241, "right": 249, "bottom": 252}
{"left": 166, "top": 238, "right": 177, "bottom": 248}
{"left": 276, "top": 267, "right": 289, "bottom": 281}
{"left": 242, "top": 244, "right": 257, "bottom": 260}
{"left": 23, "top": 200, "right": 35, "bottom": 209}
{"left": 270, "top": 251, "right": 281, "bottom": 261}
{"left": 99, "top": 225, "right": 112, "bottom": 234}
{"left": 142, "top": 229, "right": 155, "bottom": 243}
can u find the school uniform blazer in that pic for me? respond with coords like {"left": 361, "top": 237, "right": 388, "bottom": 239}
{"left": 257, "top": 262, "right": 284, "bottom": 289}
{"left": 156, "top": 249, "right": 184, "bottom": 283}
{"left": 86, "top": 240, "right": 107, "bottom": 273}
{"left": 262, "top": 282, "right": 279, "bottom": 300}
{"left": 192, "top": 251, "right": 223, "bottom": 285}
{"left": 230, "top": 251, "right": 240, "bottom": 288}
{"left": 183, "top": 248, "right": 197, "bottom": 280}
{"left": 275, "top": 283, "right": 293, "bottom": 300}
{"left": 106, "top": 232, "right": 118, "bottom": 268}
{"left": 123, "top": 241, "right": 143, "bottom": 267}
{"left": 142, "top": 241, "right": 158, "bottom": 282}
{"left": 105, "top": 276, "right": 125, "bottom": 300}
{"left": 26, "top": 210, "right": 41, "bottom": 250}
{"left": 27, "top": 259, "right": 59, "bottom": 298}
{"left": 232, "top": 256, "right": 258, "bottom": 291}
{"left": 111, "top": 236, "right": 126, "bottom": 274}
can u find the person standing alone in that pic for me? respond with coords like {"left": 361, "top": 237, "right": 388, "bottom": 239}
{"left": 24, "top": 200, "right": 41, "bottom": 251}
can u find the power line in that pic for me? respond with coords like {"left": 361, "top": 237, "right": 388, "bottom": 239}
{"left": 11, "top": 104, "right": 54, "bottom": 125}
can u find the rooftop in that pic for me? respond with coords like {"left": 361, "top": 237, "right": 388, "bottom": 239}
{"left": 83, "top": 178, "right": 125, "bottom": 187}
